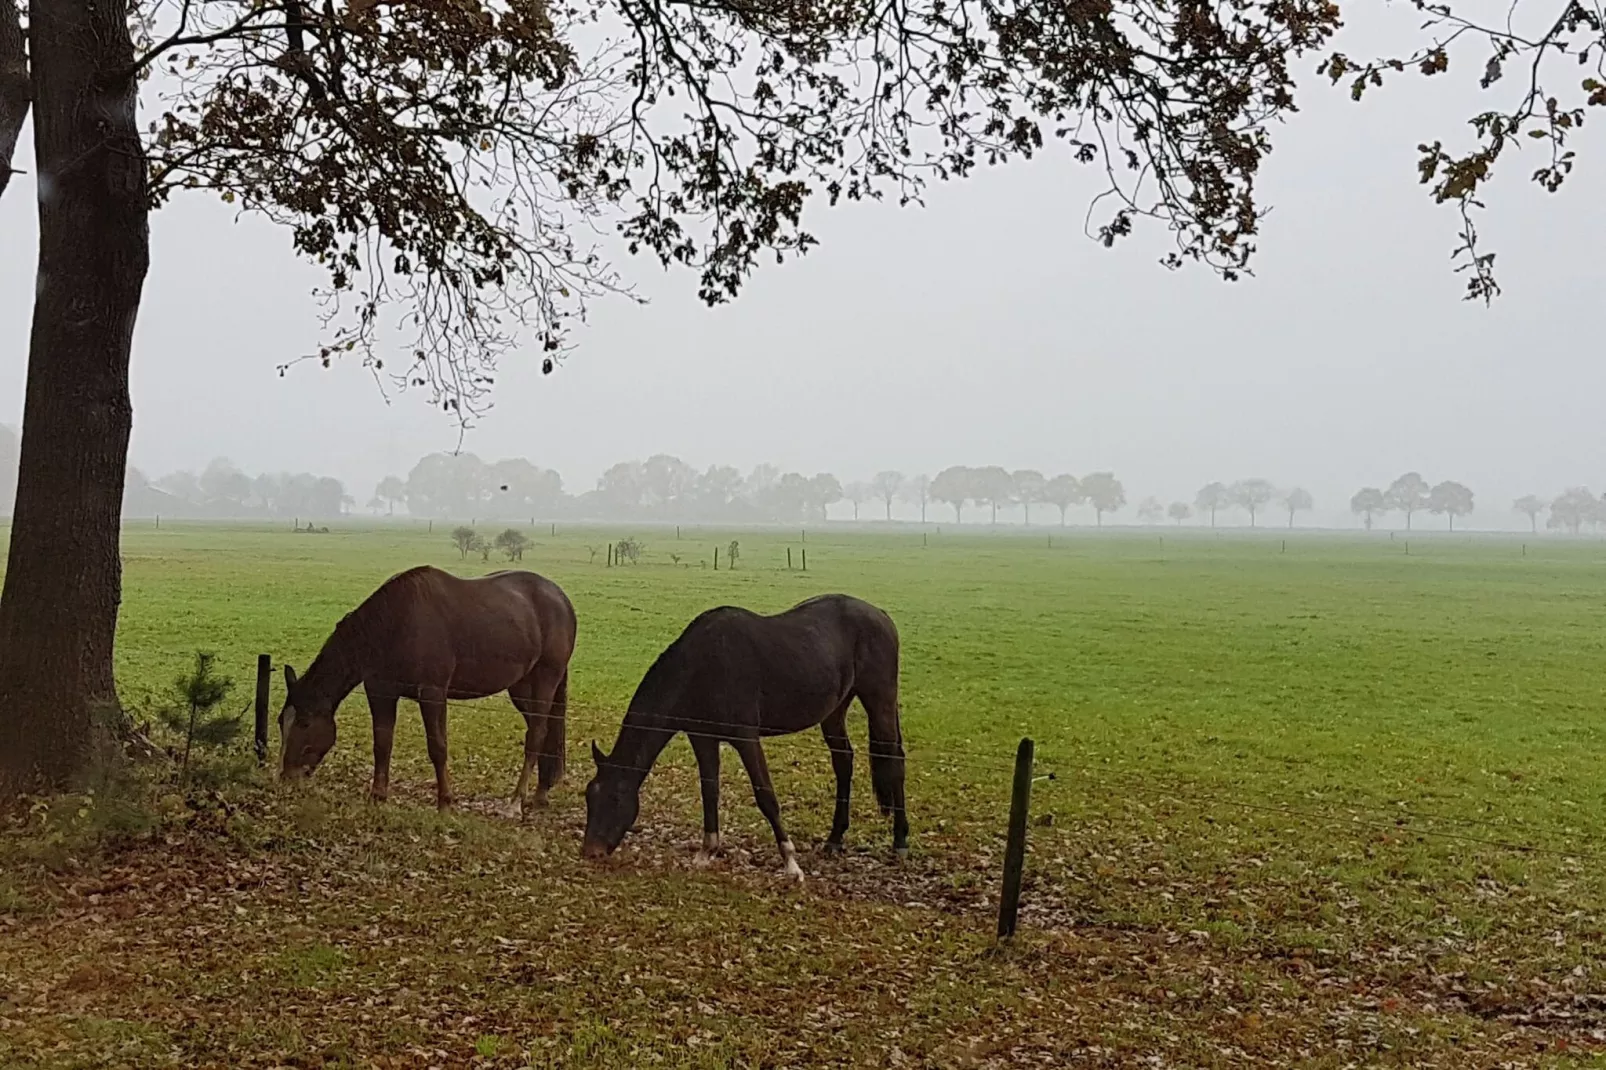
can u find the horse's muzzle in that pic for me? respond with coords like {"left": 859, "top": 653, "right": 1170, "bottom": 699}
{"left": 580, "top": 839, "right": 609, "bottom": 861}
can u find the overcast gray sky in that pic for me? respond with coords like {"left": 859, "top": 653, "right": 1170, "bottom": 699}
{"left": 1, "top": 10, "right": 1601, "bottom": 529}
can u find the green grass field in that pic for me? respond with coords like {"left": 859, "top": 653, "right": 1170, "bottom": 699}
{"left": 4, "top": 522, "right": 1606, "bottom": 1067}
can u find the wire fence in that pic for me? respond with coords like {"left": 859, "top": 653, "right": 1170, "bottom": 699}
{"left": 256, "top": 668, "right": 1606, "bottom": 863}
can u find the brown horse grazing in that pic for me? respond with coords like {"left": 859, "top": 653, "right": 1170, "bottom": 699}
{"left": 581, "top": 593, "right": 908, "bottom": 882}
{"left": 279, "top": 565, "right": 577, "bottom": 813}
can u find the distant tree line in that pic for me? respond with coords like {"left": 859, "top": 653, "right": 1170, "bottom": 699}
{"left": 1343, "top": 473, "right": 1475, "bottom": 532}
{"left": 54, "top": 446, "right": 1606, "bottom": 534}
{"left": 1511, "top": 488, "right": 1606, "bottom": 535}
{"left": 120, "top": 458, "right": 352, "bottom": 519}
{"left": 367, "top": 455, "right": 1138, "bottom": 527}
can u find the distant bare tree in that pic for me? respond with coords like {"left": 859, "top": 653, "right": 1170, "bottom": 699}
{"left": 930, "top": 467, "right": 973, "bottom": 524}
{"left": 899, "top": 474, "right": 932, "bottom": 524}
{"left": 494, "top": 529, "right": 532, "bottom": 561}
{"left": 1043, "top": 475, "right": 1083, "bottom": 526}
{"left": 843, "top": 481, "right": 873, "bottom": 521}
{"left": 1195, "top": 482, "right": 1228, "bottom": 527}
{"left": 1167, "top": 502, "right": 1192, "bottom": 526}
{"left": 1081, "top": 473, "right": 1126, "bottom": 527}
{"left": 1385, "top": 473, "right": 1431, "bottom": 531}
{"left": 1137, "top": 497, "right": 1165, "bottom": 525}
{"left": 1012, "top": 470, "right": 1046, "bottom": 525}
{"left": 1513, "top": 495, "right": 1546, "bottom": 533}
{"left": 972, "top": 467, "right": 1017, "bottom": 524}
{"left": 374, "top": 475, "right": 407, "bottom": 516}
{"left": 1280, "top": 487, "right": 1314, "bottom": 528}
{"left": 871, "top": 471, "right": 904, "bottom": 521}
{"left": 1549, "top": 489, "right": 1598, "bottom": 534}
{"left": 1228, "top": 479, "right": 1275, "bottom": 527}
{"left": 1350, "top": 487, "right": 1386, "bottom": 530}
{"left": 1426, "top": 481, "right": 1475, "bottom": 531}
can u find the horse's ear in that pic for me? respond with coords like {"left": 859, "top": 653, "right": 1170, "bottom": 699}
{"left": 590, "top": 740, "right": 605, "bottom": 767}
{"left": 283, "top": 664, "right": 297, "bottom": 690}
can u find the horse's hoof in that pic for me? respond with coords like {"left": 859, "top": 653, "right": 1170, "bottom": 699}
{"left": 782, "top": 858, "right": 806, "bottom": 883}
{"left": 893, "top": 846, "right": 910, "bottom": 862}
{"left": 693, "top": 851, "right": 716, "bottom": 868}
{"left": 822, "top": 840, "right": 844, "bottom": 856}
{"left": 436, "top": 799, "right": 455, "bottom": 813}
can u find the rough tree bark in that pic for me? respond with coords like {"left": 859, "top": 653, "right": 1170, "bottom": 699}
{"left": 0, "top": 0, "right": 147, "bottom": 794}
{"left": 0, "top": 0, "right": 27, "bottom": 200}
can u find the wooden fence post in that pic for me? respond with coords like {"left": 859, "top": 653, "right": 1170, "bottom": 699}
{"left": 787, "top": 547, "right": 793, "bottom": 570}
{"left": 996, "top": 737, "right": 1035, "bottom": 942}
{"left": 254, "top": 654, "right": 271, "bottom": 765}
{"left": 801, "top": 548, "right": 807, "bottom": 572}
{"left": 714, "top": 547, "right": 719, "bottom": 570}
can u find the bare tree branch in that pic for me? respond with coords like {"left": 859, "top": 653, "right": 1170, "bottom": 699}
{"left": 116, "top": 0, "right": 1340, "bottom": 422}
{"left": 1322, "top": 0, "right": 1606, "bottom": 301}
{"left": 0, "top": 0, "right": 27, "bottom": 201}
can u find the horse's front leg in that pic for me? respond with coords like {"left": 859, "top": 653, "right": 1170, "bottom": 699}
{"left": 365, "top": 686, "right": 399, "bottom": 803}
{"left": 419, "top": 694, "right": 454, "bottom": 811}
{"left": 732, "top": 737, "right": 803, "bottom": 883}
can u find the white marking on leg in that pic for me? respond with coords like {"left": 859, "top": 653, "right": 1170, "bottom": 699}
{"left": 780, "top": 839, "right": 805, "bottom": 883}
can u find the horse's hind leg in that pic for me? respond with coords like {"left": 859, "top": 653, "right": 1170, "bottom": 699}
{"left": 858, "top": 681, "right": 909, "bottom": 857}
{"left": 509, "top": 666, "right": 565, "bottom": 814}
{"left": 820, "top": 700, "right": 855, "bottom": 854}
{"left": 689, "top": 732, "right": 722, "bottom": 864}
{"left": 420, "top": 694, "right": 454, "bottom": 812}
{"left": 731, "top": 737, "right": 804, "bottom": 883}
{"left": 538, "top": 670, "right": 568, "bottom": 796}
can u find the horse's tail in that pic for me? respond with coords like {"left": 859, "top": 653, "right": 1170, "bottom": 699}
{"left": 869, "top": 735, "right": 903, "bottom": 817}
{"left": 862, "top": 689, "right": 905, "bottom": 818}
{"left": 539, "top": 670, "right": 568, "bottom": 786}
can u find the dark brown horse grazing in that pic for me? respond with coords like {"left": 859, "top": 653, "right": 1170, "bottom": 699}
{"left": 279, "top": 565, "right": 576, "bottom": 812}
{"left": 581, "top": 593, "right": 908, "bottom": 882}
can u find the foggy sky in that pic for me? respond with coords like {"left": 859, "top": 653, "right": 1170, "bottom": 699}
{"left": 1, "top": 9, "right": 1602, "bottom": 531}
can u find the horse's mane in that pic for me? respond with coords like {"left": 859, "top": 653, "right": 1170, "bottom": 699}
{"left": 305, "top": 566, "right": 439, "bottom": 683}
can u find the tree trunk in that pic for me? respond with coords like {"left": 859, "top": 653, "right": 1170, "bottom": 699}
{"left": 0, "top": 0, "right": 148, "bottom": 798}
{"left": 884, "top": 499, "right": 891, "bottom": 521}
{"left": 0, "top": 0, "right": 26, "bottom": 202}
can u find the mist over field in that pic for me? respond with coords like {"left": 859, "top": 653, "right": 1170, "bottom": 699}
{"left": 1, "top": 9, "right": 1603, "bottom": 534}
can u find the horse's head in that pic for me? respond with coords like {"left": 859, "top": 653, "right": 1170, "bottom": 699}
{"left": 581, "top": 741, "right": 638, "bottom": 859}
{"left": 278, "top": 664, "right": 337, "bottom": 779}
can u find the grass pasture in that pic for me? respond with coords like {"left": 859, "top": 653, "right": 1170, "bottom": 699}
{"left": 4, "top": 522, "right": 1606, "bottom": 1067}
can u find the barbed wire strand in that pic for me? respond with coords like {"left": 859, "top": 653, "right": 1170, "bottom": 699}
{"left": 267, "top": 681, "right": 1606, "bottom": 859}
